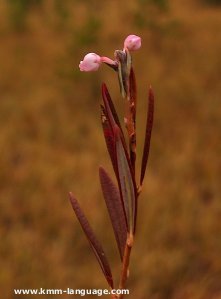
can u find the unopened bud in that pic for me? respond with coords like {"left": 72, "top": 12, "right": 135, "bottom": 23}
{"left": 79, "top": 53, "right": 101, "bottom": 72}
{"left": 124, "top": 35, "right": 141, "bottom": 51}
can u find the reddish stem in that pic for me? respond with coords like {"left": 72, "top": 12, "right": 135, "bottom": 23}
{"left": 118, "top": 234, "right": 134, "bottom": 299}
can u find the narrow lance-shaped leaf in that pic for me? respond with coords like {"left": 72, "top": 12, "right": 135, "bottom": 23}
{"left": 99, "top": 166, "right": 127, "bottom": 260}
{"left": 101, "top": 106, "right": 129, "bottom": 232}
{"left": 102, "top": 83, "right": 121, "bottom": 129}
{"left": 115, "top": 127, "right": 137, "bottom": 234}
{"left": 102, "top": 83, "right": 127, "bottom": 149}
{"left": 140, "top": 86, "right": 154, "bottom": 186}
{"left": 101, "top": 83, "right": 137, "bottom": 232}
{"left": 68, "top": 192, "right": 114, "bottom": 288}
{"left": 101, "top": 83, "right": 129, "bottom": 177}
{"left": 101, "top": 105, "right": 118, "bottom": 175}
{"left": 102, "top": 83, "right": 135, "bottom": 181}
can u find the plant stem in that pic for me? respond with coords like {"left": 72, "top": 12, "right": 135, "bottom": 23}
{"left": 118, "top": 233, "right": 134, "bottom": 299}
{"left": 126, "top": 95, "right": 136, "bottom": 171}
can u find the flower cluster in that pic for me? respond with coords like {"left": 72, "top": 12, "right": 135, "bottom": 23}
{"left": 79, "top": 34, "right": 141, "bottom": 72}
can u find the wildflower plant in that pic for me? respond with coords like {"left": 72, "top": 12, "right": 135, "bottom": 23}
{"left": 69, "top": 34, "right": 154, "bottom": 298}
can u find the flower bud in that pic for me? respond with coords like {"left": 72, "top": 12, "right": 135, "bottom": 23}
{"left": 124, "top": 34, "right": 141, "bottom": 51}
{"left": 79, "top": 53, "right": 101, "bottom": 72}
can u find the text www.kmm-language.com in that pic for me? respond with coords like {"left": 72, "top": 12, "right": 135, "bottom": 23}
{"left": 14, "top": 288, "right": 129, "bottom": 296}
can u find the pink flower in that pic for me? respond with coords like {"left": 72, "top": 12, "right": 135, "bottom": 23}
{"left": 79, "top": 53, "right": 102, "bottom": 72}
{"left": 124, "top": 34, "right": 141, "bottom": 51}
{"left": 79, "top": 53, "right": 118, "bottom": 72}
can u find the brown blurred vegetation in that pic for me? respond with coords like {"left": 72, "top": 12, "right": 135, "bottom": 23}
{"left": 0, "top": 0, "right": 221, "bottom": 298}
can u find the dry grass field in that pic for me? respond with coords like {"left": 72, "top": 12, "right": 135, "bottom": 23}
{"left": 0, "top": 0, "right": 221, "bottom": 298}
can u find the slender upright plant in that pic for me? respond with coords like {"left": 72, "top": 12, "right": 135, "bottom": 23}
{"left": 69, "top": 34, "right": 154, "bottom": 298}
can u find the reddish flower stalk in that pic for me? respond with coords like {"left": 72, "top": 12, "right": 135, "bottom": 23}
{"left": 69, "top": 34, "right": 154, "bottom": 298}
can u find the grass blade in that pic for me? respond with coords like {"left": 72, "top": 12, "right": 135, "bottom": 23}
{"left": 99, "top": 166, "right": 127, "bottom": 260}
{"left": 140, "top": 86, "right": 154, "bottom": 186}
{"left": 69, "top": 192, "right": 113, "bottom": 288}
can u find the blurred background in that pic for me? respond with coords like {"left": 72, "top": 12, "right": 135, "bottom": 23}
{"left": 0, "top": 0, "right": 221, "bottom": 298}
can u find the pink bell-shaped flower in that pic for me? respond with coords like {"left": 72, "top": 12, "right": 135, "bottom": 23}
{"left": 79, "top": 53, "right": 101, "bottom": 72}
{"left": 124, "top": 34, "right": 141, "bottom": 51}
